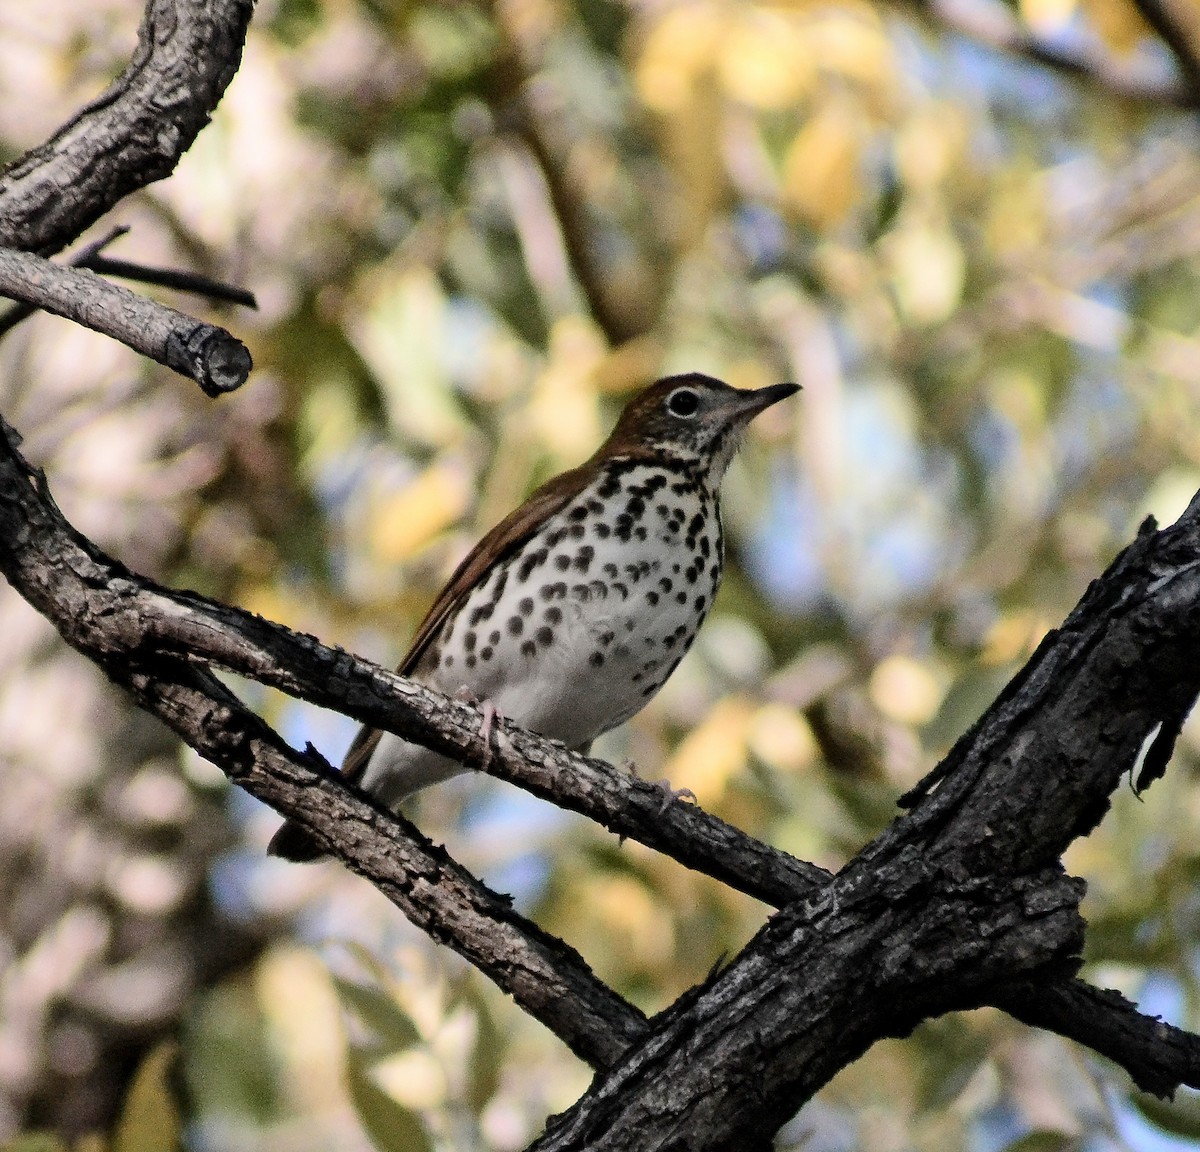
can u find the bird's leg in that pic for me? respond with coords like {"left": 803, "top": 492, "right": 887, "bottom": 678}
{"left": 652, "top": 781, "right": 698, "bottom": 814}
{"left": 622, "top": 758, "right": 697, "bottom": 815}
{"left": 455, "top": 687, "right": 504, "bottom": 771}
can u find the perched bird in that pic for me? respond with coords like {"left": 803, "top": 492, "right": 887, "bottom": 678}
{"left": 269, "top": 373, "right": 799, "bottom": 861}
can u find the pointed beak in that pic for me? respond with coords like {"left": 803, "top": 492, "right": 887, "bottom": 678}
{"left": 728, "top": 381, "right": 801, "bottom": 422}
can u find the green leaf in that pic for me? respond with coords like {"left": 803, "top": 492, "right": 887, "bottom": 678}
{"left": 112, "top": 1041, "right": 183, "bottom": 1152}
{"left": 1133, "top": 1089, "right": 1200, "bottom": 1140}
{"left": 333, "top": 977, "right": 422, "bottom": 1055}
{"left": 460, "top": 984, "right": 506, "bottom": 1115}
{"left": 1, "top": 1135, "right": 70, "bottom": 1152}
{"left": 998, "top": 1133, "right": 1081, "bottom": 1152}
{"left": 344, "top": 1049, "right": 434, "bottom": 1152}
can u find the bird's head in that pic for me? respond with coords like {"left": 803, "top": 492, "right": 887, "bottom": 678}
{"left": 603, "top": 373, "right": 799, "bottom": 479}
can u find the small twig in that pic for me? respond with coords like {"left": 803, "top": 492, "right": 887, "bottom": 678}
{"left": 1128, "top": 0, "right": 1200, "bottom": 106}
{"left": 85, "top": 256, "right": 257, "bottom": 308}
{"left": 0, "top": 247, "right": 250, "bottom": 395}
{"left": 0, "top": 228, "right": 255, "bottom": 341}
{"left": 908, "top": 0, "right": 1198, "bottom": 108}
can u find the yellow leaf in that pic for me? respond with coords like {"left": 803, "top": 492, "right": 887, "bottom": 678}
{"left": 589, "top": 875, "right": 675, "bottom": 966}
{"left": 887, "top": 219, "right": 965, "bottom": 326}
{"left": 370, "top": 463, "right": 471, "bottom": 564}
{"left": 717, "top": 12, "right": 814, "bottom": 109}
{"left": 1021, "top": 0, "right": 1079, "bottom": 34}
{"left": 635, "top": 3, "right": 724, "bottom": 114}
{"left": 529, "top": 317, "right": 606, "bottom": 463}
{"left": 111, "top": 1042, "right": 181, "bottom": 1152}
{"left": 662, "top": 697, "right": 755, "bottom": 804}
{"left": 805, "top": 9, "right": 895, "bottom": 94}
{"left": 747, "top": 704, "right": 818, "bottom": 774}
{"left": 868, "top": 656, "right": 945, "bottom": 727}
{"left": 1081, "top": 0, "right": 1151, "bottom": 53}
{"left": 257, "top": 947, "right": 347, "bottom": 1111}
{"left": 350, "top": 266, "right": 466, "bottom": 448}
{"left": 782, "top": 101, "right": 864, "bottom": 229}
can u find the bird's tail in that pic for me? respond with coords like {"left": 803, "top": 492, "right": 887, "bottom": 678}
{"left": 266, "top": 819, "right": 326, "bottom": 863}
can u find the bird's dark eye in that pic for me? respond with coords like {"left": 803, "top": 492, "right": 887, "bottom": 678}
{"left": 667, "top": 388, "right": 699, "bottom": 418}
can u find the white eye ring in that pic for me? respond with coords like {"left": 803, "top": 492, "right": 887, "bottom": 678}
{"left": 667, "top": 388, "right": 700, "bottom": 418}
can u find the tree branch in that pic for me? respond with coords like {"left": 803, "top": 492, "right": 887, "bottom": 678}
{"left": 904, "top": 0, "right": 1198, "bottom": 109}
{"left": 0, "top": 0, "right": 254, "bottom": 256}
{"left": 1128, "top": 0, "right": 1200, "bottom": 106}
{"left": 0, "top": 419, "right": 645, "bottom": 1070}
{"left": 5, "top": 399, "right": 1200, "bottom": 1131}
{"left": 995, "top": 978, "right": 1200, "bottom": 1098}
{"left": 0, "top": 248, "right": 250, "bottom": 394}
{"left": 129, "top": 661, "right": 646, "bottom": 1069}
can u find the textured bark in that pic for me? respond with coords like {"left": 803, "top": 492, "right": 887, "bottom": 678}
{"left": 0, "top": 0, "right": 254, "bottom": 256}
{"left": 8, "top": 408, "right": 1200, "bottom": 1147}
{"left": 0, "top": 249, "right": 250, "bottom": 394}
{"left": 0, "top": 0, "right": 257, "bottom": 1136}
{"left": 4, "top": 0, "right": 1200, "bottom": 1144}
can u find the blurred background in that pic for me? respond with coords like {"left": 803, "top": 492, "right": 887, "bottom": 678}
{"left": 3, "top": 0, "right": 1200, "bottom": 1148}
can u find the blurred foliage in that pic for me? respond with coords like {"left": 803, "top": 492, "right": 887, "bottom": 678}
{"left": 5, "top": 0, "right": 1200, "bottom": 1148}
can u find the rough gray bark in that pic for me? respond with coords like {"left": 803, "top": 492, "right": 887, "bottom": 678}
{"left": 0, "top": 248, "right": 249, "bottom": 394}
{"left": 7, "top": 405, "right": 1200, "bottom": 1146}
{"left": 0, "top": 0, "right": 258, "bottom": 1137}
{"left": 4, "top": 0, "right": 1200, "bottom": 1146}
{"left": 0, "top": 0, "right": 254, "bottom": 257}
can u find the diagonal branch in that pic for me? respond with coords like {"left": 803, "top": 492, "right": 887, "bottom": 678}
{"left": 0, "top": 416, "right": 644, "bottom": 1070}
{"left": 903, "top": 0, "right": 1198, "bottom": 109}
{"left": 0, "top": 0, "right": 254, "bottom": 256}
{"left": 0, "top": 248, "right": 250, "bottom": 395}
{"left": 0, "top": 409, "right": 823, "bottom": 906}
{"left": 129, "top": 660, "right": 647, "bottom": 1068}
{"left": 995, "top": 978, "right": 1200, "bottom": 1098}
{"left": 1128, "top": 0, "right": 1200, "bottom": 105}
{"left": 4, "top": 402, "right": 1200, "bottom": 1117}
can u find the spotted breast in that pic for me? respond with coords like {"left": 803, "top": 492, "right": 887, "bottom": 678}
{"left": 268, "top": 373, "right": 798, "bottom": 861}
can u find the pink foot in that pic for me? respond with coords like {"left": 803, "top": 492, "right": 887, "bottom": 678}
{"left": 455, "top": 687, "right": 503, "bottom": 771}
{"left": 622, "top": 759, "right": 696, "bottom": 815}
{"left": 653, "top": 780, "right": 698, "bottom": 815}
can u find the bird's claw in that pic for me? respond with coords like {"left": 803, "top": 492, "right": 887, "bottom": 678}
{"left": 653, "top": 780, "right": 698, "bottom": 815}
{"left": 455, "top": 687, "right": 503, "bottom": 772}
{"left": 622, "top": 759, "right": 696, "bottom": 815}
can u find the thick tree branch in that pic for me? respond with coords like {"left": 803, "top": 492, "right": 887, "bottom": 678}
{"left": 0, "top": 0, "right": 254, "bottom": 256}
{"left": 0, "top": 409, "right": 822, "bottom": 908}
{"left": 0, "top": 248, "right": 250, "bottom": 394}
{"left": 995, "top": 978, "right": 1200, "bottom": 1098}
{"left": 0, "top": 423, "right": 645, "bottom": 1070}
{"left": 127, "top": 661, "right": 647, "bottom": 1069}
{"left": 5, "top": 401, "right": 1200, "bottom": 1132}
{"left": 531, "top": 866, "right": 1086, "bottom": 1152}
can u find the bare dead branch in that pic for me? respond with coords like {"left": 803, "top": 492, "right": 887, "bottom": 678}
{"left": 6, "top": 379, "right": 1200, "bottom": 1142}
{"left": 0, "top": 0, "right": 254, "bottom": 256}
{"left": 0, "top": 419, "right": 645, "bottom": 1070}
{"left": 995, "top": 978, "right": 1200, "bottom": 1098}
{"left": 84, "top": 255, "right": 257, "bottom": 309}
{"left": 0, "top": 248, "right": 250, "bottom": 395}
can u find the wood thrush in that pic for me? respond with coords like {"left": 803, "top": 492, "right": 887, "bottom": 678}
{"left": 269, "top": 373, "right": 799, "bottom": 861}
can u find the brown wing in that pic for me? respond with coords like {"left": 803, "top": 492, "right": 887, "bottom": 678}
{"left": 345, "top": 461, "right": 595, "bottom": 781}
{"left": 268, "top": 461, "right": 599, "bottom": 861}
{"left": 268, "top": 461, "right": 596, "bottom": 862}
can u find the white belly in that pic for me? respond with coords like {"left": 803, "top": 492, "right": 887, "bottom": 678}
{"left": 361, "top": 462, "right": 723, "bottom": 807}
